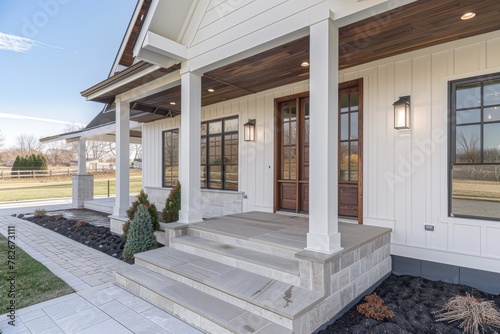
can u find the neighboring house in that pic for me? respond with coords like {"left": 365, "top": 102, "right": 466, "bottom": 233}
{"left": 52, "top": 0, "right": 500, "bottom": 332}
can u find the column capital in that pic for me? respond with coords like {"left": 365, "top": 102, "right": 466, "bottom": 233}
{"left": 308, "top": 9, "right": 335, "bottom": 27}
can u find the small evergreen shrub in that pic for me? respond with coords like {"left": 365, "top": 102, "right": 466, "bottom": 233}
{"left": 123, "top": 204, "right": 157, "bottom": 259}
{"left": 122, "top": 190, "right": 159, "bottom": 239}
{"left": 162, "top": 181, "right": 181, "bottom": 223}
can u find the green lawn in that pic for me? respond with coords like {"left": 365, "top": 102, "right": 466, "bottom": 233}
{"left": 0, "top": 175, "right": 142, "bottom": 202}
{"left": 0, "top": 233, "right": 74, "bottom": 311}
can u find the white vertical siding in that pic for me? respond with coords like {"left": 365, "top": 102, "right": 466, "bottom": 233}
{"left": 342, "top": 30, "right": 500, "bottom": 272}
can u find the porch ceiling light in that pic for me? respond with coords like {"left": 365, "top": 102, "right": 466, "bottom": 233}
{"left": 301, "top": 61, "right": 310, "bottom": 67}
{"left": 169, "top": 102, "right": 176, "bottom": 105}
{"left": 461, "top": 12, "right": 476, "bottom": 20}
{"left": 393, "top": 96, "right": 411, "bottom": 130}
{"left": 244, "top": 119, "right": 256, "bottom": 141}
{"left": 208, "top": 88, "right": 215, "bottom": 92}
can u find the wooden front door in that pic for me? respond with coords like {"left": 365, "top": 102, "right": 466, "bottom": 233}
{"left": 275, "top": 95, "right": 310, "bottom": 213}
{"left": 339, "top": 80, "right": 363, "bottom": 222}
{"left": 274, "top": 81, "right": 362, "bottom": 220}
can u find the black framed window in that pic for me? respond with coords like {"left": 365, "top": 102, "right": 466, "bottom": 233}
{"left": 201, "top": 117, "right": 238, "bottom": 190}
{"left": 449, "top": 73, "right": 500, "bottom": 220}
{"left": 163, "top": 129, "right": 179, "bottom": 187}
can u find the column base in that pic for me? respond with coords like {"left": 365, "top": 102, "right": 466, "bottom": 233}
{"left": 109, "top": 215, "right": 128, "bottom": 235}
{"left": 72, "top": 174, "right": 94, "bottom": 209}
{"left": 305, "top": 232, "right": 343, "bottom": 254}
{"left": 178, "top": 209, "right": 203, "bottom": 225}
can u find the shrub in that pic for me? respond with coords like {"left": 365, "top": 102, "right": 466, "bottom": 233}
{"left": 162, "top": 181, "right": 181, "bottom": 223}
{"left": 434, "top": 293, "right": 500, "bottom": 334}
{"left": 123, "top": 204, "right": 157, "bottom": 259}
{"left": 357, "top": 293, "right": 395, "bottom": 321}
{"left": 122, "top": 190, "right": 159, "bottom": 239}
{"left": 34, "top": 209, "right": 47, "bottom": 217}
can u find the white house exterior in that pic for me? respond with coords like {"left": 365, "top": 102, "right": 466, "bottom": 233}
{"left": 75, "top": 0, "right": 500, "bottom": 332}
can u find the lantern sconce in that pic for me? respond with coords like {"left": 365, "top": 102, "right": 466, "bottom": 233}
{"left": 393, "top": 96, "right": 411, "bottom": 130}
{"left": 244, "top": 119, "right": 256, "bottom": 141}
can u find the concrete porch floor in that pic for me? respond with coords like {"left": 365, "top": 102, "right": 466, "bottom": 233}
{"left": 117, "top": 211, "right": 392, "bottom": 333}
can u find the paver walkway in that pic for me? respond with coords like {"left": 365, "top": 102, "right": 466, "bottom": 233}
{"left": 0, "top": 202, "right": 202, "bottom": 334}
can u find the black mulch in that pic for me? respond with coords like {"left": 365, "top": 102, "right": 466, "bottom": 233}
{"left": 318, "top": 274, "right": 500, "bottom": 334}
{"left": 18, "top": 213, "right": 165, "bottom": 262}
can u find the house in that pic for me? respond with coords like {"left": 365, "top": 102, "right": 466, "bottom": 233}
{"left": 55, "top": 0, "right": 500, "bottom": 332}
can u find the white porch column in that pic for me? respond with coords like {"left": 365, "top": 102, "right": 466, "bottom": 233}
{"left": 178, "top": 70, "right": 203, "bottom": 224}
{"left": 306, "top": 14, "right": 342, "bottom": 254}
{"left": 113, "top": 101, "right": 130, "bottom": 217}
{"left": 77, "top": 139, "right": 86, "bottom": 174}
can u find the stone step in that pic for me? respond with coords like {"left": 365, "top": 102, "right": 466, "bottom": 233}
{"left": 188, "top": 223, "right": 300, "bottom": 259}
{"left": 134, "top": 247, "right": 323, "bottom": 328}
{"left": 173, "top": 235, "right": 302, "bottom": 286}
{"left": 116, "top": 265, "right": 293, "bottom": 334}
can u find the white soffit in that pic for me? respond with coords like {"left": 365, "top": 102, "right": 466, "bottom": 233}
{"left": 149, "top": 0, "right": 196, "bottom": 42}
{"left": 142, "top": 31, "right": 188, "bottom": 61}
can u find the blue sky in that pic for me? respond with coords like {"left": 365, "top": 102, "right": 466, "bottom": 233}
{"left": 0, "top": 0, "right": 137, "bottom": 147}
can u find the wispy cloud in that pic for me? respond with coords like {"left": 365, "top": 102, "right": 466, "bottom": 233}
{"left": 0, "top": 32, "right": 62, "bottom": 53}
{"left": 0, "top": 113, "right": 84, "bottom": 127}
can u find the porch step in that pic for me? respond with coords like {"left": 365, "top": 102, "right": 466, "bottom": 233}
{"left": 188, "top": 223, "right": 300, "bottom": 259}
{"left": 133, "top": 247, "right": 322, "bottom": 327}
{"left": 116, "top": 266, "right": 293, "bottom": 334}
{"left": 173, "top": 235, "right": 301, "bottom": 286}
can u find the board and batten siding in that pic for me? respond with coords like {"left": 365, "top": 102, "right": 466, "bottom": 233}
{"left": 341, "top": 30, "right": 500, "bottom": 273}
{"left": 142, "top": 81, "right": 310, "bottom": 213}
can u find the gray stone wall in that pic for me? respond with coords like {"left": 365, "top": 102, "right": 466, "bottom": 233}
{"left": 144, "top": 187, "right": 244, "bottom": 218}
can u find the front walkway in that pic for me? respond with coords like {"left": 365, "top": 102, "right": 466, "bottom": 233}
{"left": 0, "top": 202, "right": 202, "bottom": 334}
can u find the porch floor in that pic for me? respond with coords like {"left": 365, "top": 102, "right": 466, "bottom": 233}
{"left": 198, "top": 211, "right": 389, "bottom": 254}
{"left": 83, "top": 196, "right": 136, "bottom": 215}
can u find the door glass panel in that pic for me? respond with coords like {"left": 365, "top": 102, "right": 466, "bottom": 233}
{"left": 456, "top": 124, "right": 481, "bottom": 163}
{"left": 483, "top": 123, "right": 500, "bottom": 163}
{"left": 350, "top": 112, "right": 358, "bottom": 140}
{"left": 303, "top": 102, "right": 310, "bottom": 180}
{"left": 340, "top": 142, "right": 349, "bottom": 181}
{"left": 350, "top": 141, "right": 359, "bottom": 181}
{"left": 350, "top": 92, "right": 359, "bottom": 111}
{"left": 340, "top": 114, "right": 349, "bottom": 141}
{"left": 340, "top": 94, "right": 349, "bottom": 113}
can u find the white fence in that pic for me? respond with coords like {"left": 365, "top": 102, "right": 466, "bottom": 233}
{"left": 0, "top": 169, "right": 77, "bottom": 179}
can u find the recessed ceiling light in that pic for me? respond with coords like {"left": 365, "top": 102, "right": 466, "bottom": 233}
{"left": 208, "top": 88, "right": 215, "bottom": 92}
{"left": 301, "top": 62, "right": 310, "bottom": 67}
{"left": 169, "top": 102, "right": 176, "bottom": 105}
{"left": 461, "top": 12, "right": 476, "bottom": 20}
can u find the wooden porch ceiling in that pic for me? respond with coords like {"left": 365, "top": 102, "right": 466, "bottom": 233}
{"left": 95, "top": 0, "right": 500, "bottom": 122}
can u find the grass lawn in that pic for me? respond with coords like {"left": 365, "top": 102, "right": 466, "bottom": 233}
{"left": 0, "top": 234, "right": 74, "bottom": 311}
{"left": 0, "top": 171, "right": 142, "bottom": 202}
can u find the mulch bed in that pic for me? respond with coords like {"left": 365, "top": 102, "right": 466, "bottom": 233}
{"left": 319, "top": 274, "right": 500, "bottom": 334}
{"left": 19, "top": 214, "right": 128, "bottom": 260}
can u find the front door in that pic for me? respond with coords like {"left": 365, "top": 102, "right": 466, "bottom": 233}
{"left": 275, "top": 95, "right": 310, "bottom": 213}
{"left": 274, "top": 81, "right": 362, "bottom": 220}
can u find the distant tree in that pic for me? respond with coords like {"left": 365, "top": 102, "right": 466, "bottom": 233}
{"left": 45, "top": 141, "right": 74, "bottom": 166}
{"left": 0, "top": 130, "right": 5, "bottom": 150}
{"left": 16, "top": 133, "right": 43, "bottom": 155}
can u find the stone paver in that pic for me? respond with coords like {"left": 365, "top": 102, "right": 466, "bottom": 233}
{"left": 0, "top": 202, "right": 202, "bottom": 334}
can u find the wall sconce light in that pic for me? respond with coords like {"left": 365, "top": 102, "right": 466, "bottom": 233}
{"left": 244, "top": 119, "right": 256, "bottom": 141}
{"left": 393, "top": 96, "right": 411, "bottom": 130}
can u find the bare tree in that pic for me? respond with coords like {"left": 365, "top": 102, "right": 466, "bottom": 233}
{"left": 44, "top": 141, "right": 74, "bottom": 166}
{"left": 16, "top": 133, "right": 43, "bottom": 155}
{"left": 0, "top": 130, "right": 5, "bottom": 150}
{"left": 456, "top": 130, "right": 480, "bottom": 163}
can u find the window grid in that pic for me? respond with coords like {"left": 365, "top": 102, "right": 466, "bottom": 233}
{"left": 162, "top": 129, "right": 179, "bottom": 188}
